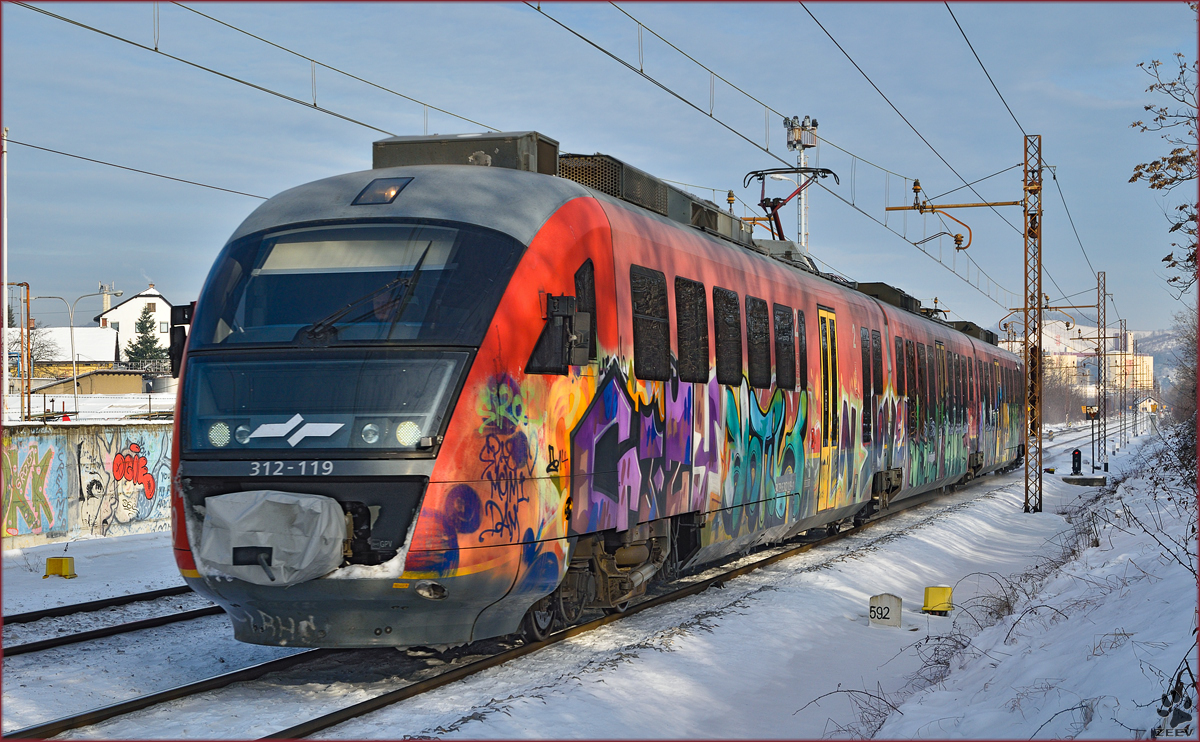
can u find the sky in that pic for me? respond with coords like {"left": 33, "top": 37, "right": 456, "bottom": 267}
{"left": 2, "top": 2, "right": 1195, "bottom": 332}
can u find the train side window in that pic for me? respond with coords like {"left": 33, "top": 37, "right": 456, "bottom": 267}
{"left": 968, "top": 357, "right": 974, "bottom": 406}
{"left": 860, "top": 327, "right": 872, "bottom": 443}
{"left": 773, "top": 303, "right": 795, "bottom": 391}
{"left": 574, "top": 259, "right": 598, "bottom": 361}
{"left": 746, "top": 297, "right": 772, "bottom": 389}
{"left": 955, "top": 354, "right": 963, "bottom": 423}
{"left": 713, "top": 287, "right": 742, "bottom": 386}
{"left": 916, "top": 342, "right": 927, "bottom": 431}
{"left": 675, "top": 277, "right": 709, "bottom": 383}
{"left": 797, "top": 310, "right": 808, "bottom": 392}
{"left": 895, "top": 337, "right": 906, "bottom": 397}
{"left": 630, "top": 265, "right": 670, "bottom": 381}
{"left": 905, "top": 340, "right": 917, "bottom": 434}
{"left": 871, "top": 330, "right": 884, "bottom": 397}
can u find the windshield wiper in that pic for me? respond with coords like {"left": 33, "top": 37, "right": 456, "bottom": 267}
{"left": 300, "top": 244, "right": 433, "bottom": 343}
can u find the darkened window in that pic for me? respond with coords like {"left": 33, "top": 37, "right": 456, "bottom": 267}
{"left": 774, "top": 304, "right": 795, "bottom": 391}
{"left": 958, "top": 355, "right": 965, "bottom": 422}
{"left": 746, "top": 297, "right": 771, "bottom": 389}
{"left": 675, "top": 277, "right": 709, "bottom": 383}
{"left": 860, "top": 327, "right": 871, "bottom": 401}
{"left": 860, "top": 326, "right": 872, "bottom": 443}
{"left": 954, "top": 354, "right": 962, "bottom": 423}
{"left": 797, "top": 310, "right": 808, "bottom": 391}
{"left": 905, "top": 340, "right": 917, "bottom": 435}
{"left": 575, "top": 260, "right": 598, "bottom": 361}
{"left": 871, "top": 330, "right": 884, "bottom": 397}
{"left": 713, "top": 287, "right": 742, "bottom": 386}
{"left": 916, "top": 342, "right": 927, "bottom": 431}
{"left": 936, "top": 345, "right": 946, "bottom": 411}
{"left": 931, "top": 343, "right": 940, "bottom": 417}
{"left": 630, "top": 265, "right": 669, "bottom": 381}
{"left": 968, "top": 357, "right": 974, "bottom": 405}
{"left": 895, "top": 337, "right": 906, "bottom": 397}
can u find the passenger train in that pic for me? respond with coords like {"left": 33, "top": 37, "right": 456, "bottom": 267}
{"left": 169, "top": 131, "right": 1025, "bottom": 647}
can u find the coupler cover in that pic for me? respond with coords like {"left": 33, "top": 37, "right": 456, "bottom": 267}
{"left": 198, "top": 490, "right": 345, "bottom": 586}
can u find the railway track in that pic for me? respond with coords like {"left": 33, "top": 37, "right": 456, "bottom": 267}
{"left": 3, "top": 585, "right": 193, "bottom": 625}
{"left": 3, "top": 470, "right": 1022, "bottom": 740}
{"left": 3, "top": 585, "right": 222, "bottom": 657}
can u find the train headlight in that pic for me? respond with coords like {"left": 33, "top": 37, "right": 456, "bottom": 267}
{"left": 208, "top": 422, "right": 231, "bottom": 448}
{"left": 361, "top": 423, "right": 382, "bottom": 445}
{"left": 234, "top": 425, "right": 252, "bottom": 445}
{"left": 395, "top": 421, "right": 421, "bottom": 446}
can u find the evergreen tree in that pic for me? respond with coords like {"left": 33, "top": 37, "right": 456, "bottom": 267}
{"left": 125, "top": 304, "right": 168, "bottom": 362}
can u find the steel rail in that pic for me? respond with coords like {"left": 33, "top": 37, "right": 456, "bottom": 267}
{"left": 2, "top": 649, "right": 335, "bottom": 740}
{"left": 262, "top": 479, "right": 1016, "bottom": 740}
{"left": 4, "top": 606, "right": 224, "bottom": 656}
{"left": 7, "top": 462, "right": 1034, "bottom": 740}
{"left": 3, "top": 585, "right": 193, "bottom": 625}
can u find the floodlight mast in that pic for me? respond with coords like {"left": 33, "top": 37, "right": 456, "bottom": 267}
{"left": 785, "top": 115, "right": 820, "bottom": 250}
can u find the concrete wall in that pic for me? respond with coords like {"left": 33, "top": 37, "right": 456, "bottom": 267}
{"left": 2, "top": 422, "right": 173, "bottom": 549}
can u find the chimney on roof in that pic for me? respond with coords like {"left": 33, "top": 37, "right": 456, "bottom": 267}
{"left": 148, "top": 283, "right": 155, "bottom": 289}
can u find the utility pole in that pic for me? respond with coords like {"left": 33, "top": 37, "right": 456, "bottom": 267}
{"left": 1022, "top": 135, "right": 1044, "bottom": 513}
{"left": 1097, "top": 271, "right": 1107, "bottom": 472}
{"left": 1119, "top": 318, "right": 1127, "bottom": 449}
{"left": 886, "top": 135, "right": 1033, "bottom": 510}
{"left": 2, "top": 128, "right": 9, "bottom": 422}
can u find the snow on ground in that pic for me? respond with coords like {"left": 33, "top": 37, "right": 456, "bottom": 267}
{"left": 312, "top": 426, "right": 1193, "bottom": 740}
{"left": 2, "top": 531, "right": 184, "bottom": 615}
{"left": 4, "top": 420, "right": 1192, "bottom": 740}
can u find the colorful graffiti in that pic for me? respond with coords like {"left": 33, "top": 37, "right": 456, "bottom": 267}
{"left": 78, "top": 427, "right": 172, "bottom": 537}
{"left": 3, "top": 434, "right": 69, "bottom": 536}
{"left": 400, "top": 193, "right": 1022, "bottom": 599}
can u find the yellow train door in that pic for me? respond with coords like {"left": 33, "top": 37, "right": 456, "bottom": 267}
{"left": 818, "top": 306, "right": 839, "bottom": 509}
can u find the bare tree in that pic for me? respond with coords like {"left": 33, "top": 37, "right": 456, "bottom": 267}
{"left": 1129, "top": 9, "right": 1198, "bottom": 297}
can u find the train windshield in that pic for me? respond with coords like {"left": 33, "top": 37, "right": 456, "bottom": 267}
{"left": 182, "top": 349, "right": 468, "bottom": 453}
{"left": 189, "top": 221, "right": 523, "bottom": 349}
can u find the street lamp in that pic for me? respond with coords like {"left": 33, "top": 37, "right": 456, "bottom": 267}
{"left": 34, "top": 288, "right": 122, "bottom": 417}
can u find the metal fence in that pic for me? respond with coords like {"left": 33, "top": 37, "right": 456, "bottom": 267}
{"left": 6, "top": 392, "right": 176, "bottom": 422}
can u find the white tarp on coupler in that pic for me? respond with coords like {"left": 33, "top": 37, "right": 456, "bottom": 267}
{"left": 198, "top": 490, "right": 345, "bottom": 585}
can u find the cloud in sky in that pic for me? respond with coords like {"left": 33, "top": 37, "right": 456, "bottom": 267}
{"left": 2, "top": 1, "right": 1194, "bottom": 331}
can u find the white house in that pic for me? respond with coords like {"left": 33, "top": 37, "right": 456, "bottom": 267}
{"left": 93, "top": 284, "right": 173, "bottom": 361}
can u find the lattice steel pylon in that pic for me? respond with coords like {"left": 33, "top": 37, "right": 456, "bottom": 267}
{"left": 1022, "top": 135, "right": 1043, "bottom": 513}
{"left": 1113, "top": 316, "right": 1123, "bottom": 446}
{"left": 1097, "top": 271, "right": 1108, "bottom": 472}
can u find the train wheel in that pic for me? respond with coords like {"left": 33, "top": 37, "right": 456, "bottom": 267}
{"left": 554, "top": 586, "right": 584, "bottom": 626}
{"left": 521, "top": 597, "right": 555, "bottom": 643}
{"left": 825, "top": 521, "right": 840, "bottom": 537}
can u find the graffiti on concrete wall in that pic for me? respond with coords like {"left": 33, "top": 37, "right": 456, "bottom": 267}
{"left": 2, "top": 434, "right": 69, "bottom": 537}
{"left": 77, "top": 427, "right": 172, "bottom": 536}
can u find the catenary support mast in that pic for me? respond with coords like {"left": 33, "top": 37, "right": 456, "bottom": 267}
{"left": 1022, "top": 134, "right": 1043, "bottom": 513}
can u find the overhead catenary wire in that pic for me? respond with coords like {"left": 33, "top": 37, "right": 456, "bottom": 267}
{"left": 800, "top": 2, "right": 1022, "bottom": 239}
{"left": 943, "top": 4, "right": 1112, "bottom": 319}
{"left": 170, "top": 3, "right": 499, "bottom": 133}
{"left": 608, "top": 3, "right": 912, "bottom": 181}
{"left": 944, "top": 3, "right": 1026, "bottom": 138}
{"left": 14, "top": 2, "right": 397, "bottom": 137}
{"left": 6, "top": 139, "right": 268, "bottom": 199}
{"left": 533, "top": 3, "right": 1019, "bottom": 309}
